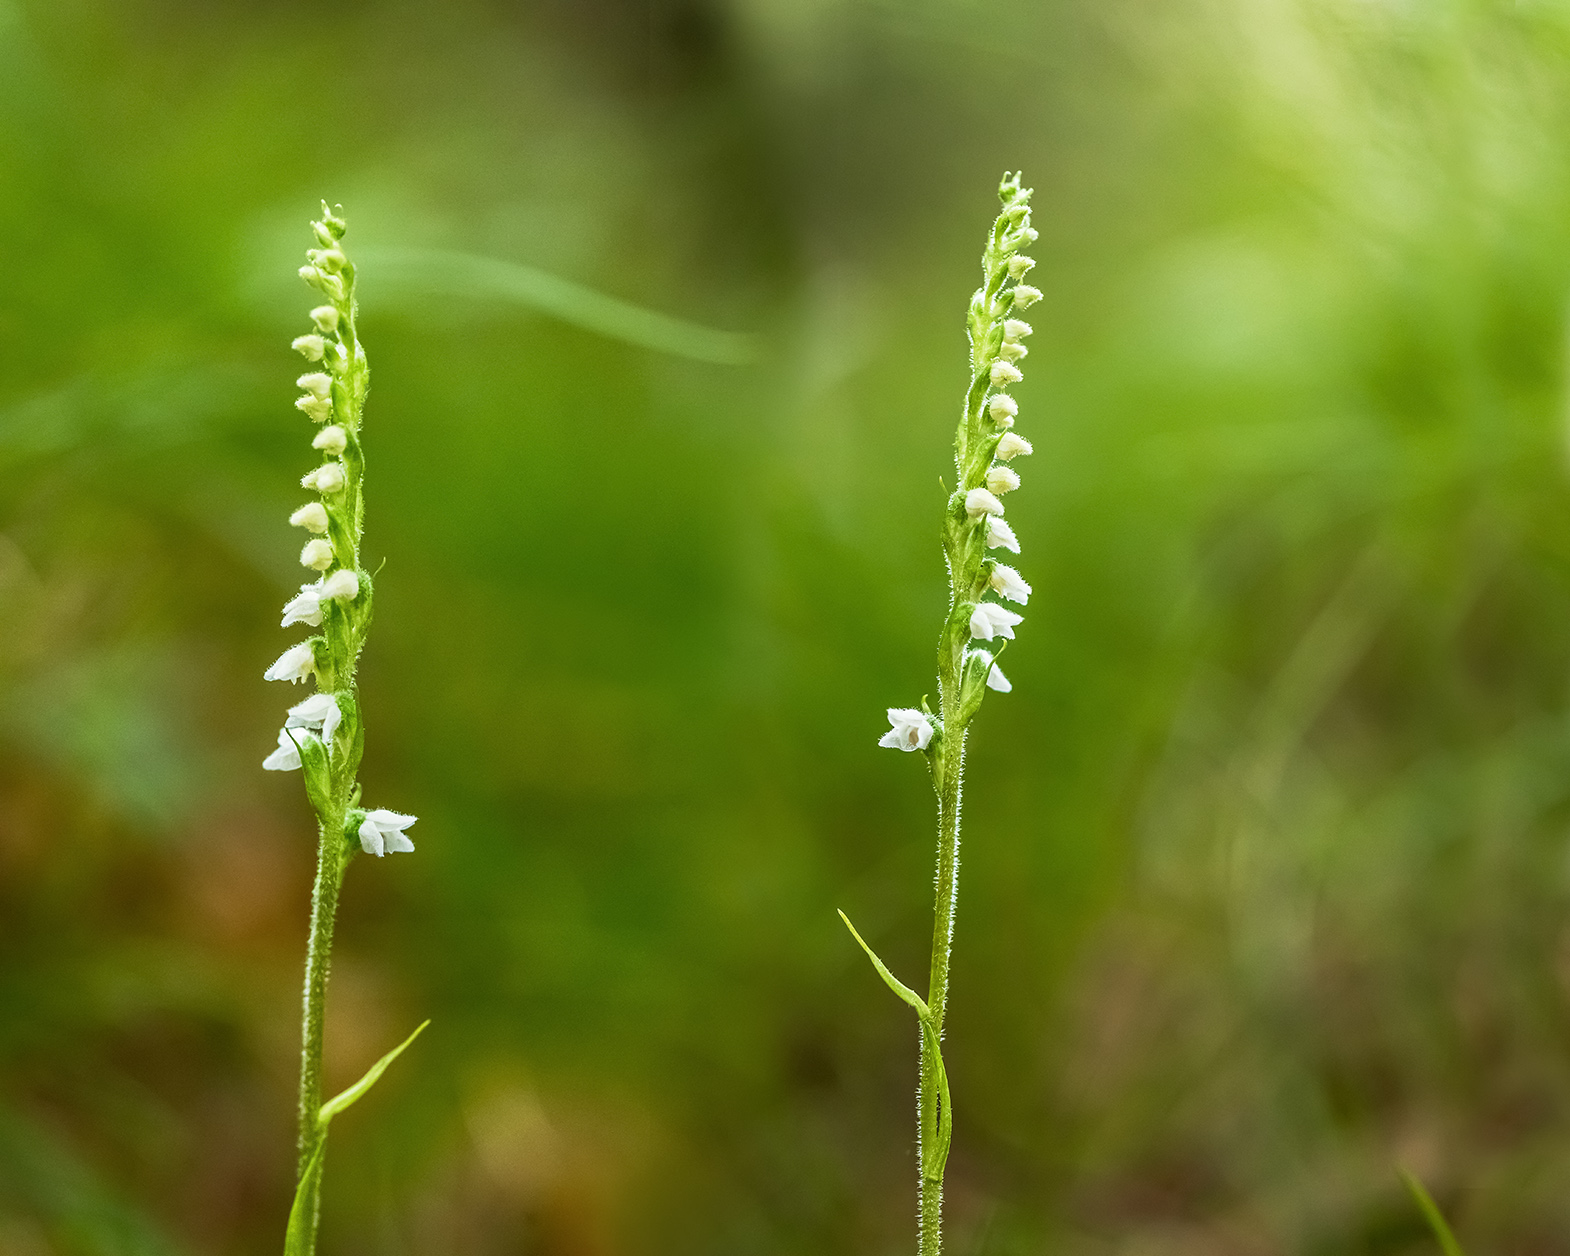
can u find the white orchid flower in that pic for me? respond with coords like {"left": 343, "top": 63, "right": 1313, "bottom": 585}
{"left": 969, "top": 601, "right": 1023, "bottom": 641}
{"left": 265, "top": 641, "right": 317, "bottom": 683}
{"left": 964, "top": 488, "right": 1005, "bottom": 519}
{"left": 985, "top": 517, "right": 1020, "bottom": 554}
{"left": 359, "top": 809, "right": 417, "bottom": 857}
{"left": 989, "top": 564, "right": 1031, "bottom": 605}
{"left": 879, "top": 708, "right": 935, "bottom": 752}
{"left": 262, "top": 725, "right": 311, "bottom": 771}
{"left": 286, "top": 692, "right": 342, "bottom": 747}
{"left": 281, "top": 580, "right": 325, "bottom": 628}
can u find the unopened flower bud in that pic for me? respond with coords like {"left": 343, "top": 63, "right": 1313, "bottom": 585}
{"left": 322, "top": 569, "right": 360, "bottom": 601}
{"left": 989, "top": 563, "right": 1032, "bottom": 604}
{"left": 1011, "top": 284, "right": 1043, "bottom": 309}
{"left": 297, "top": 373, "right": 331, "bottom": 400}
{"left": 292, "top": 334, "right": 326, "bottom": 361}
{"left": 319, "top": 203, "right": 347, "bottom": 238}
{"left": 997, "top": 433, "right": 1033, "bottom": 461}
{"left": 988, "top": 394, "right": 1018, "bottom": 425}
{"left": 990, "top": 361, "right": 1023, "bottom": 387}
{"left": 290, "top": 502, "right": 330, "bottom": 533}
{"left": 300, "top": 539, "right": 334, "bottom": 570}
{"left": 986, "top": 465, "right": 1021, "bottom": 494}
{"left": 296, "top": 395, "right": 332, "bottom": 422}
{"left": 965, "top": 487, "right": 1005, "bottom": 518}
{"left": 1003, "top": 319, "right": 1033, "bottom": 341}
{"left": 309, "top": 248, "right": 347, "bottom": 274}
{"left": 1007, "top": 255, "right": 1036, "bottom": 279}
{"left": 310, "top": 305, "right": 340, "bottom": 333}
{"left": 301, "top": 462, "right": 346, "bottom": 493}
{"left": 986, "top": 516, "right": 1020, "bottom": 553}
{"left": 312, "top": 222, "right": 335, "bottom": 248}
{"left": 312, "top": 425, "right": 348, "bottom": 455}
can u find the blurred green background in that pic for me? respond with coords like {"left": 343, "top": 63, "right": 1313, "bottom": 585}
{"left": 8, "top": 0, "right": 1570, "bottom": 1252}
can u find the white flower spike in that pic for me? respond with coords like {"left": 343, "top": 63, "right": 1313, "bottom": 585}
{"left": 989, "top": 564, "right": 1032, "bottom": 604}
{"left": 265, "top": 641, "right": 316, "bottom": 684}
{"left": 359, "top": 809, "right": 417, "bottom": 857}
{"left": 964, "top": 487, "right": 1005, "bottom": 518}
{"left": 281, "top": 579, "right": 325, "bottom": 628}
{"left": 997, "top": 433, "right": 1032, "bottom": 461}
{"left": 287, "top": 692, "right": 342, "bottom": 747}
{"left": 969, "top": 601, "right": 1023, "bottom": 641}
{"left": 985, "top": 516, "right": 1021, "bottom": 554}
{"left": 879, "top": 708, "right": 934, "bottom": 752}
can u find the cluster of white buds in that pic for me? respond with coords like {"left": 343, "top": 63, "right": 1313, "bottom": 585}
{"left": 263, "top": 204, "right": 416, "bottom": 858}
{"left": 882, "top": 173, "right": 1040, "bottom": 755}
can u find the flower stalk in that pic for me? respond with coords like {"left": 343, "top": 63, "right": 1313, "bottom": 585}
{"left": 265, "top": 204, "right": 422, "bottom": 1256}
{"left": 847, "top": 173, "right": 1038, "bottom": 1256}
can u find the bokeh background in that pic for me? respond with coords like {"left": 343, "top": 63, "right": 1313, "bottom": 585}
{"left": 8, "top": 0, "right": 1570, "bottom": 1252}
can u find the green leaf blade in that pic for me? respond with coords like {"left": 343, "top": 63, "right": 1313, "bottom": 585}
{"left": 319, "top": 1019, "right": 429, "bottom": 1124}
{"left": 1400, "top": 1168, "right": 1466, "bottom": 1256}
{"left": 838, "top": 910, "right": 929, "bottom": 1017}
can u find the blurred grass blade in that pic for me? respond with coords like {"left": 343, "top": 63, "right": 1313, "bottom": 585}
{"left": 318, "top": 1020, "right": 429, "bottom": 1123}
{"left": 283, "top": 1142, "right": 325, "bottom": 1256}
{"left": 1400, "top": 1168, "right": 1466, "bottom": 1256}
{"left": 838, "top": 910, "right": 928, "bottom": 1015}
{"left": 356, "top": 247, "right": 758, "bottom": 365}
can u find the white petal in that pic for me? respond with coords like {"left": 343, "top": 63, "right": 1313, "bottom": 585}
{"left": 964, "top": 488, "right": 1005, "bottom": 519}
{"left": 985, "top": 466, "right": 1021, "bottom": 494}
{"left": 264, "top": 642, "right": 316, "bottom": 683}
{"left": 985, "top": 663, "right": 1012, "bottom": 693}
{"left": 321, "top": 569, "right": 359, "bottom": 601}
{"left": 262, "top": 727, "right": 303, "bottom": 771}
{"left": 366, "top": 808, "right": 416, "bottom": 830}
{"left": 384, "top": 832, "right": 415, "bottom": 854}
{"left": 358, "top": 816, "right": 385, "bottom": 856}
{"left": 986, "top": 517, "right": 1021, "bottom": 554}
{"left": 280, "top": 582, "right": 324, "bottom": 628}
{"left": 878, "top": 730, "right": 904, "bottom": 748}
{"left": 990, "top": 564, "right": 1032, "bottom": 605}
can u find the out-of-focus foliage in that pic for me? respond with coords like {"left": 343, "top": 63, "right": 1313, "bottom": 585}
{"left": 7, "top": 0, "right": 1570, "bottom": 1253}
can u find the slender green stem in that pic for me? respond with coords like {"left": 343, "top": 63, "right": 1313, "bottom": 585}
{"left": 296, "top": 805, "right": 346, "bottom": 1248}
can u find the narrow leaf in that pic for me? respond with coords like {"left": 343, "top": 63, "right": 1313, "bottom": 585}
{"left": 1400, "top": 1168, "right": 1466, "bottom": 1256}
{"left": 282, "top": 1141, "right": 325, "bottom": 1256}
{"left": 838, "top": 911, "right": 929, "bottom": 1017}
{"left": 356, "top": 247, "right": 759, "bottom": 365}
{"left": 319, "top": 1020, "right": 429, "bottom": 1124}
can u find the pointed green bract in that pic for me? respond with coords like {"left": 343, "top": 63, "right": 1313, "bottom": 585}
{"left": 319, "top": 1020, "right": 429, "bottom": 1123}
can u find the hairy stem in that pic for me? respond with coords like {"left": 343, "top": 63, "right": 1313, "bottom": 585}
{"left": 296, "top": 804, "right": 345, "bottom": 1248}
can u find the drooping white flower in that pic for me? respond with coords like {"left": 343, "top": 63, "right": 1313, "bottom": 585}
{"left": 987, "top": 394, "right": 1017, "bottom": 424}
{"left": 998, "top": 341, "right": 1028, "bottom": 363}
{"left": 262, "top": 725, "right": 312, "bottom": 771}
{"left": 879, "top": 708, "right": 934, "bottom": 752}
{"left": 310, "top": 304, "right": 340, "bottom": 333}
{"left": 290, "top": 502, "right": 330, "bottom": 533}
{"left": 265, "top": 641, "right": 317, "bottom": 683}
{"left": 359, "top": 809, "right": 417, "bottom": 857}
{"left": 986, "top": 516, "right": 1020, "bottom": 554}
{"left": 322, "top": 569, "right": 359, "bottom": 601}
{"left": 301, "top": 462, "right": 346, "bottom": 493}
{"left": 312, "top": 425, "right": 348, "bottom": 455}
{"left": 296, "top": 373, "right": 332, "bottom": 400}
{"left": 296, "top": 394, "right": 332, "bottom": 423}
{"left": 964, "top": 487, "right": 1005, "bottom": 518}
{"left": 989, "top": 563, "right": 1031, "bottom": 604}
{"left": 986, "top": 465, "right": 1021, "bottom": 494}
{"left": 1007, "top": 255, "right": 1036, "bottom": 279}
{"left": 970, "top": 601, "right": 1023, "bottom": 640}
{"left": 990, "top": 361, "right": 1023, "bottom": 387}
{"left": 1004, "top": 319, "right": 1033, "bottom": 341}
{"left": 1012, "top": 284, "right": 1042, "bottom": 309}
{"left": 300, "top": 539, "right": 334, "bottom": 570}
{"left": 287, "top": 691, "right": 342, "bottom": 746}
{"left": 291, "top": 334, "right": 326, "bottom": 361}
{"left": 281, "top": 579, "right": 325, "bottom": 627}
{"left": 969, "top": 649, "right": 1012, "bottom": 694}
{"left": 997, "top": 433, "right": 1033, "bottom": 461}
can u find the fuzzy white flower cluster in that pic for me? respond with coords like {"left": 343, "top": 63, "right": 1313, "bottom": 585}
{"left": 261, "top": 204, "right": 415, "bottom": 857}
